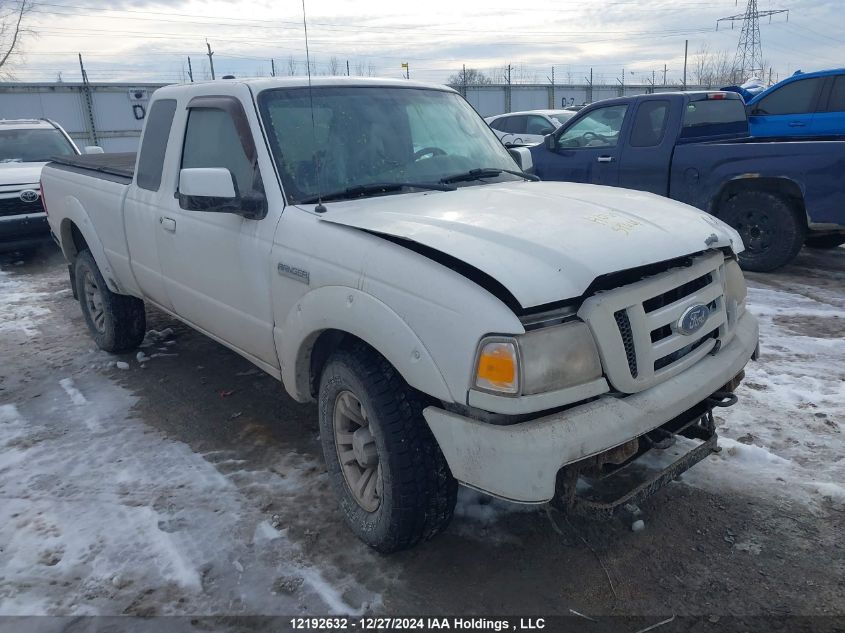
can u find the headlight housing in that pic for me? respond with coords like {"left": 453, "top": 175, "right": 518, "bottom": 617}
{"left": 723, "top": 258, "right": 747, "bottom": 329}
{"left": 473, "top": 321, "right": 603, "bottom": 396}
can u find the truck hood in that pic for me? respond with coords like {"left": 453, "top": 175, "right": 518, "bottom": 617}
{"left": 0, "top": 162, "right": 46, "bottom": 187}
{"left": 318, "top": 181, "right": 742, "bottom": 309}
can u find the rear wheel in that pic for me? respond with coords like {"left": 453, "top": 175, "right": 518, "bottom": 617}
{"left": 74, "top": 250, "right": 146, "bottom": 352}
{"left": 719, "top": 191, "right": 805, "bottom": 272}
{"left": 805, "top": 234, "right": 845, "bottom": 249}
{"left": 318, "top": 344, "right": 457, "bottom": 552}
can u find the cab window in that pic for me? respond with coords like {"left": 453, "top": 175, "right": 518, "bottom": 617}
{"left": 557, "top": 105, "right": 628, "bottom": 148}
{"left": 181, "top": 107, "right": 260, "bottom": 197}
{"left": 826, "top": 75, "right": 845, "bottom": 112}
{"left": 751, "top": 78, "right": 823, "bottom": 115}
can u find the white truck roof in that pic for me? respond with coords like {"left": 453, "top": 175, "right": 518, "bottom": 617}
{"left": 152, "top": 76, "right": 456, "bottom": 99}
{"left": 0, "top": 119, "right": 59, "bottom": 130}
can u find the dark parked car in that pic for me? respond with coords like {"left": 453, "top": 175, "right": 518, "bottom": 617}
{"left": 526, "top": 91, "right": 845, "bottom": 270}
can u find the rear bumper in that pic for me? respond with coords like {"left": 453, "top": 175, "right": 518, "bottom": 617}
{"left": 0, "top": 214, "right": 51, "bottom": 253}
{"left": 423, "top": 311, "right": 759, "bottom": 503}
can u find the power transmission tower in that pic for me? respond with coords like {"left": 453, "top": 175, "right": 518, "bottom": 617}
{"left": 717, "top": 0, "right": 788, "bottom": 84}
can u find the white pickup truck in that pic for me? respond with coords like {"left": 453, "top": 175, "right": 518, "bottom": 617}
{"left": 42, "top": 78, "right": 759, "bottom": 552}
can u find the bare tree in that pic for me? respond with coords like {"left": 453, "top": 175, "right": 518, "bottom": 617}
{"left": 366, "top": 62, "right": 376, "bottom": 77}
{"left": 691, "top": 43, "right": 734, "bottom": 88}
{"left": 287, "top": 55, "right": 297, "bottom": 76}
{"left": 446, "top": 67, "right": 492, "bottom": 86}
{"left": 0, "top": 0, "right": 34, "bottom": 77}
{"left": 354, "top": 60, "right": 365, "bottom": 76}
{"left": 328, "top": 56, "right": 340, "bottom": 76}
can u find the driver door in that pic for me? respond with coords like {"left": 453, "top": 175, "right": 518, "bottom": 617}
{"left": 533, "top": 104, "right": 628, "bottom": 185}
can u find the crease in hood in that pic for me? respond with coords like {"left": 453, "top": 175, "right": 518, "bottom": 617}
{"left": 316, "top": 181, "right": 741, "bottom": 309}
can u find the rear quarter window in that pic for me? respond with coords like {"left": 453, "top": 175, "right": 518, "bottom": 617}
{"left": 136, "top": 99, "right": 177, "bottom": 191}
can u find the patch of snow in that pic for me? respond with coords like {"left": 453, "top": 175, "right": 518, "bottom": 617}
{"left": 681, "top": 284, "right": 845, "bottom": 510}
{"left": 0, "top": 269, "right": 52, "bottom": 337}
{"left": 59, "top": 377, "right": 88, "bottom": 406}
{"left": 115, "top": 361, "right": 130, "bottom": 370}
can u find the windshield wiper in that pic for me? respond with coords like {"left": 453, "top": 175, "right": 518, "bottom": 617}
{"left": 299, "top": 181, "right": 455, "bottom": 204}
{"left": 440, "top": 167, "right": 539, "bottom": 184}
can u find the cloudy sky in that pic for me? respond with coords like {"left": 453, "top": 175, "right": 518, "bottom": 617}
{"left": 7, "top": 0, "right": 844, "bottom": 86}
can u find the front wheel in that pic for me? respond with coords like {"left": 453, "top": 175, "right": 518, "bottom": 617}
{"left": 318, "top": 344, "right": 457, "bottom": 552}
{"left": 74, "top": 250, "right": 146, "bottom": 352}
{"left": 718, "top": 191, "right": 805, "bottom": 272}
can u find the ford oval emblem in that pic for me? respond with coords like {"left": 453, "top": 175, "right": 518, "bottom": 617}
{"left": 676, "top": 304, "right": 710, "bottom": 336}
{"left": 19, "top": 189, "right": 39, "bottom": 203}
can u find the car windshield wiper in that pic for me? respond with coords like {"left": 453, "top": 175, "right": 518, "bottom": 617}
{"left": 299, "top": 181, "right": 455, "bottom": 204}
{"left": 440, "top": 167, "right": 539, "bottom": 184}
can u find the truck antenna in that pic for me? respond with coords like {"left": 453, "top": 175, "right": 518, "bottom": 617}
{"left": 301, "top": 0, "right": 326, "bottom": 213}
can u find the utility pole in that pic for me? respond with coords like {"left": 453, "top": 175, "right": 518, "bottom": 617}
{"left": 585, "top": 68, "right": 593, "bottom": 104}
{"left": 683, "top": 39, "right": 689, "bottom": 90}
{"left": 271, "top": 59, "right": 276, "bottom": 77}
{"left": 187, "top": 57, "right": 194, "bottom": 82}
{"left": 346, "top": 60, "right": 350, "bottom": 76}
{"left": 718, "top": 0, "right": 789, "bottom": 83}
{"left": 206, "top": 40, "right": 216, "bottom": 80}
{"left": 78, "top": 53, "right": 98, "bottom": 146}
{"left": 663, "top": 64, "right": 668, "bottom": 86}
{"left": 506, "top": 64, "right": 512, "bottom": 112}
{"left": 617, "top": 67, "right": 625, "bottom": 96}
{"left": 548, "top": 65, "right": 555, "bottom": 108}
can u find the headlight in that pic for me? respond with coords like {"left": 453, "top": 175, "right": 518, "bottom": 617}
{"left": 724, "top": 259, "right": 747, "bottom": 328}
{"left": 473, "top": 321, "right": 602, "bottom": 396}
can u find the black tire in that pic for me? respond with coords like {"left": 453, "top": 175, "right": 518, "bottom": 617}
{"left": 74, "top": 249, "right": 146, "bottom": 352}
{"left": 805, "top": 234, "right": 845, "bottom": 249}
{"left": 318, "top": 344, "right": 458, "bottom": 552}
{"left": 719, "top": 191, "right": 805, "bottom": 272}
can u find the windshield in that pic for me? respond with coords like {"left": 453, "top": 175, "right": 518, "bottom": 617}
{"left": 257, "top": 86, "right": 520, "bottom": 203}
{"left": 0, "top": 128, "right": 76, "bottom": 163}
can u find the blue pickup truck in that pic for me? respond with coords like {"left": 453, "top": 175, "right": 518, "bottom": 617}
{"left": 527, "top": 91, "right": 845, "bottom": 271}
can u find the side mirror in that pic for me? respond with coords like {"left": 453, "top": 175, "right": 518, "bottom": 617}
{"left": 178, "top": 167, "right": 267, "bottom": 220}
{"left": 508, "top": 147, "right": 534, "bottom": 173}
{"left": 179, "top": 167, "right": 237, "bottom": 198}
{"left": 84, "top": 146, "right": 104, "bottom": 155}
{"left": 544, "top": 134, "right": 555, "bottom": 150}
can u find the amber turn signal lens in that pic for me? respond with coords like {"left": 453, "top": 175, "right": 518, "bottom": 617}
{"left": 475, "top": 341, "right": 518, "bottom": 394}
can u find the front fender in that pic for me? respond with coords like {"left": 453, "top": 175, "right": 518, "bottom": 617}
{"left": 277, "top": 286, "right": 453, "bottom": 403}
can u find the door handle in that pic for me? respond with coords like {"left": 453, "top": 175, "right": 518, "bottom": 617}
{"left": 788, "top": 121, "right": 806, "bottom": 127}
{"left": 596, "top": 156, "right": 615, "bottom": 163}
{"left": 160, "top": 216, "right": 176, "bottom": 232}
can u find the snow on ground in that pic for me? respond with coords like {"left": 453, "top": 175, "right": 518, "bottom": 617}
{"left": 682, "top": 283, "right": 845, "bottom": 510}
{"left": 0, "top": 268, "right": 58, "bottom": 337}
{"left": 0, "top": 268, "right": 379, "bottom": 616}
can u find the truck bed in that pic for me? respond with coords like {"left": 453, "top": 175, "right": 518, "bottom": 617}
{"left": 48, "top": 153, "right": 136, "bottom": 184}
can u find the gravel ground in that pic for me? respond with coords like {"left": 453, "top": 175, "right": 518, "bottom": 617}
{"left": 0, "top": 243, "right": 843, "bottom": 628}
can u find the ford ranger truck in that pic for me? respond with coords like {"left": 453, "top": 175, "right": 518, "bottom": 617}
{"left": 40, "top": 78, "right": 759, "bottom": 552}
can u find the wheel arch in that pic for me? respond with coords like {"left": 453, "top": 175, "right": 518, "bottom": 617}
{"left": 276, "top": 287, "right": 454, "bottom": 405}
{"left": 58, "top": 212, "right": 120, "bottom": 293}
{"left": 710, "top": 176, "right": 808, "bottom": 228}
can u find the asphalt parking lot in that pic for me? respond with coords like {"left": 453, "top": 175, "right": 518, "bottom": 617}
{"left": 0, "top": 244, "right": 843, "bottom": 623}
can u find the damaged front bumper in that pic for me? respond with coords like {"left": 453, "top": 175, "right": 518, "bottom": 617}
{"left": 422, "top": 311, "right": 759, "bottom": 503}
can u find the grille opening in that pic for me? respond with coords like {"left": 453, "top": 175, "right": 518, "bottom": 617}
{"left": 643, "top": 273, "right": 712, "bottom": 314}
{"left": 654, "top": 328, "right": 718, "bottom": 371}
{"left": 0, "top": 196, "right": 41, "bottom": 218}
{"left": 614, "top": 309, "right": 638, "bottom": 378}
